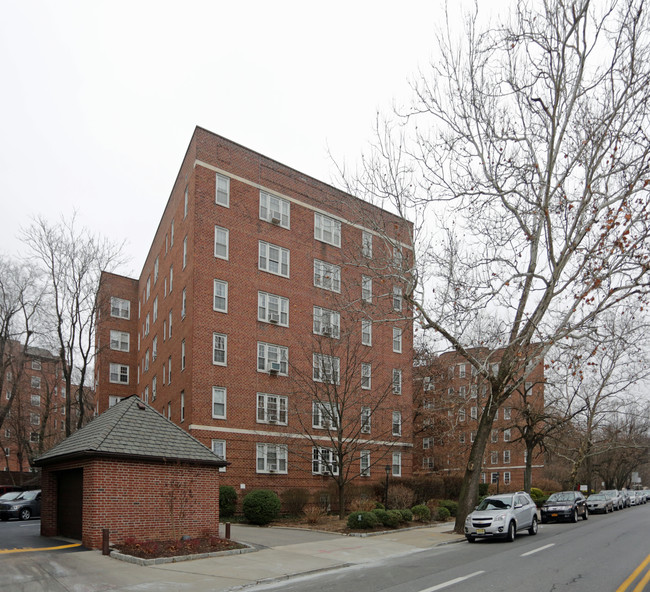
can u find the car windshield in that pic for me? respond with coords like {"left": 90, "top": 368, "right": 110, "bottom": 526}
{"left": 0, "top": 491, "right": 22, "bottom": 501}
{"left": 547, "top": 492, "right": 574, "bottom": 502}
{"left": 477, "top": 496, "right": 513, "bottom": 510}
{"left": 588, "top": 494, "right": 605, "bottom": 500}
{"left": 16, "top": 490, "right": 39, "bottom": 501}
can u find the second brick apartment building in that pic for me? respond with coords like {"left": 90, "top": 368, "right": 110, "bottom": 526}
{"left": 95, "top": 127, "right": 414, "bottom": 503}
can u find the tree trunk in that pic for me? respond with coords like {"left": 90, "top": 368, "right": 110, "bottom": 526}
{"left": 337, "top": 479, "right": 346, "bottom": 520}
{"left": 523, "top": 443, "right": 534, "bottom": 493}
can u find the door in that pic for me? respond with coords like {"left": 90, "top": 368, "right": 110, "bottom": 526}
{"left": 57, "top": 468, "right": 83, "bottom": 539}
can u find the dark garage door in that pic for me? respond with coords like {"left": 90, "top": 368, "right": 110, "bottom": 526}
{"left": 57, "top": 468, "right": 83, "bottom": 539}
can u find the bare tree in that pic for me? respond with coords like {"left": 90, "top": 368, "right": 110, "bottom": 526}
{"left": 345, "top": 0, "right": 650, "bottom": 531}
{"left": 22, "top": 215, "right": 125, "bottom": 435}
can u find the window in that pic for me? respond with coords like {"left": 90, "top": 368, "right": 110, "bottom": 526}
{"left": 393, "top": 286, "right": 402, "bottom": 312}
{"left": 212, "top": 386, "right": 226, "bottom": 418}
{"left": 171, "top": 219, "right": 174, "bottom": 246}
{"left": 30, "top": 413, "right": 40, "bottom": 426}
{"left": 491, "top": 472, "right": 499, "bottom": 484}
{"left": 154, "top": 256, "right": 159, "bottom": 284}
{"left": 314, "top": 212, "right": 341, "bottom": 247}
{"left": 392, "top": 328, "right": 402, "bottom": 353}
{"left": 257, "top": 443, "right": 288, "bottom": 473}
{"left": 181, "top": 288, "right": 187, "bottom": 318}
{"left": 216, "top": 173, "right": 230, "bottom": 207}
{"left": 491, "top": 429, "right": 498, "bottom": 443}
{"left": 168, "top": 356, "right": 172, "bottom": 384}
{"left": 481, "top": 472, "right": 486, "bottom": 483}
{"left": 491, "top": 451, "right": 498, "bottom": 464}
{"left": 111, "top": 297, "right": 130, "bottom": 319}
{"left": 313, "top": 307, "right": 340, "bottom": 338}
{"left": 470, "top": 430, "right": 476, "bottom": 442}
{"left": 361, "top": 363, "right": 372, "bottom": 390}
{"left": 459, "top": 432, "right": 466, "bottom": 444}
{"left": 258, "top": 292, "right": 289, "bottom": 326}
{"left": 259, "top": 241, "right": 290, "bottom": 277}
{"left": 458, "top": 408, "right": 466, "bottom": 422}
{"left": 361, "top": 319, "right": 372, "bottom": 346}
{"left": 423, "top": 377, "right": 434, "bottom": 392}
{"left": 257, "top": 393, "right": 288, "bottom": 424}
{"left": 313, "top": 354, "right": 340, "bottom": 384}
{"left": 183, "top": 235, "right": 188, "bottom": 268}
{"left": 31, "top": 360, "right": 42, "bottom": 371}
{"left": 393, "top": 245, "right": 403, "bottom": 267}
{"left": 152, "top": 375, "right": 157, "bottom": 400}
{"left": 214, "top": 226, "right": 229, "bottom": 259}
{"left": 152, "top": 336, "right": 157, "bottom": 361}
{"left": 168, "top": 310, "right": 173, "bottom": 337}
{"left": 503, "top": 429, "right": 511, "bottom": 442}
{"left": 423, "top": 457, "right": 435, "bottom": 469}
{"left": 312, "top": 447, "right": 338, "bottom": 475}
{"left": 470, "top": 385, "right": 478, "bottom": 398}
{"left": 314, "top": 260, "right": 340, "bottom": 292}
{"left": 392, "top": 411, "right": 402, "bottom": 436}
{"left": 259, "top": 191, "right": 290, "bottom": 228}
{"left": 361, "top": 276, "right": 372, "bottom": 302}
{"left": 144, "top": 386, "right": 149, "bottom": 403}
{"left": 362, "top": 230, "right": 372, "bottom": 258}
{"left": 257, "top": 342, "right": 289, "bottom": 375}
{"left": 494, "top": 408, "right": 499, "bottom": 420}
{"left": 504, "top": 471, "right": 511, "bottom": 485}
{"left": 448, "top": 387, "right": 455, "bottom": 397}
{"left": 525, "top": 382, "right": 532, "bottom": 394}
{"left": 3, "top": 447, "right": 9, "bottom": 456}
{"left": 4, "top": 428, "right": 9, "bottom": 438}
{"left": 169, "top": 265, "right": 173, "bottom": 292}
{"left": 212, "top": 333, "right": 227, "bottom": 366}
{"left": 109, "top": 364, "right": 129, "bottom": 384}
{"left": 423, "top": 437, "right": 434, "bottom": 449}
{"left": 360, "top": 450, "right": 370, "bottom": 476}
{"left": 211, "top": 439, "right": 227, "bottom": 471}
{"left": 181, "top": 340, "right": 186, "bottom": 371}
{"left": 504, "top": 407, "right": 512, "bottom": 420}
{"left": 144, "top": 349, "right": 150, "bottom": 372}
{"left": 184, "top": 185, "right": 189, "bottom": 218}
{"left": 312, "top": 402, "right": 339, "bottom": 429}
{"left": 459, "top": 386, "right": 466, "bottom": 398}
{"left": 145, "top": 313, "right": 150, "bottom": 336}
{"left": 392, "top": 452, "right": 402, "bottom": 476}
{"left": 492, "top": 363, "right": 499, "bottom": 375}
{"left": 481, "top": 385, "right": 488, "bottom": 397}
{"left": 180, "top": 391, "right": 185, "bottom": 422}
{"left": 213, "top": 280, "right": 228, "bottom": 312}
{"left": 470, "top": 406, "right": 478, "bottom": 420}
{"left": 168, "top": 401, "right": 171, "bottom": 420}
{"left": 361, "top": 407, "right": 371, "bottom": 433}
{"left": 393, "top": 369, "right": 402, "bottom": 394}
{"left": 31, "top": 394, "right": 40, "bottom": 406}
{"left": 503, "top": 450, "right": 511, "bottom": 464}
{"left": 110, "top": 330, "right": 130, "bottom": 352}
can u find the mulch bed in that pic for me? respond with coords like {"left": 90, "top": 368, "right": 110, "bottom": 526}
{"left": 114, "top": 536, "right": 244, "bottom": 559}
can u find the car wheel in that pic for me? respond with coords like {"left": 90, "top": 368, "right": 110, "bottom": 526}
{"left": 466, "top": 535, "right": 476, "bottom": 543}
{"left": 582, "top": 507, "right": 588, "bottom": 520}
{"left": 571, "top": 508, "right": 578, "bottom": 523}
{"left": 19, "top": 508, "right": 31, "bottom": 521}
{"left": 528, "top": 516, "right": 538, "bottom": 536}
{"left": 506, "top": 521, "right": 516, "bottom": 542}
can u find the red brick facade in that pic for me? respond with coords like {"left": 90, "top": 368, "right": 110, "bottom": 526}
{"left": 95, "top": 127, "right": 414, "bottom": 504}
{"left": 40, "top": 457, "right": 219, "bottom": 549}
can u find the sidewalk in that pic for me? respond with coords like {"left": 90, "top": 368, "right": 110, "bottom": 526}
{"left": 0, "top": 523, "right": 464, "bottom": 591}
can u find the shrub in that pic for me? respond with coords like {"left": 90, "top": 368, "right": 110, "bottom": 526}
{"left": 303, "top": 504, "right": 327, "bottom": 525}
{"left": 347, "top": 511, "right": 379, "bottom": 529}
{"left": 374, "top": 501, "right": 385, "bottom": 510}
{"left": 404, "top": 476, "right": 446, "bottom": 504}
{"left": 387, "top": 484, "right": 415, "bottom": 509}
{"left": 281, "top": 488, "right": 310, "bottom": 515}
{"left": 372, "top": 508, "right": 389, "bottom": 523}
{"left": 398, "top": 509, "right": 413, "bottom": 522}
{"left": 530, "top": 487, "right": 544, "bottom": 500}
{"left": 242, "top": 490, "right": 281, "bottom": 525}
{"left": 412, "top": 504, "right": 431, "bottom": 521}
{"left": 438, "top": 499, "right": 458, "bottom": 517}
{"left": 219, "top": 485, "right": 237, "bottom": 518}
{"left": 350, "top": 498, "right": 376, "bottom": 512}
{"left": 384, "top": 510, "right": 402, "bottom": 528}
{"left": 478, "top": 483, "right": 490, "bottom": 497}
{"left": 435, "top": 506, "right": 451, "bottom": 521}
{"left": 442, "top": 476, "right": 463, "bottom": 499}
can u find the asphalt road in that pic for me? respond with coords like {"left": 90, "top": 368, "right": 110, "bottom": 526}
{"left": 0, "top": 519, "right": 83, "bottom": 552}
{"left": 255, "top": 504, "right": 650, "bottom": 592}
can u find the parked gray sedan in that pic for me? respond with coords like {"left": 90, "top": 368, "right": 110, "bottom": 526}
{"left": 0, "top": 489, "right": 41, "bottom": 521}
{"left": 586, "top": 493, "right": 614, "bottom": 514}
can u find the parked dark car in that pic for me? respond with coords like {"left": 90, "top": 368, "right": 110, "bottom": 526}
{"left": 586, "top": 493, "right": 614, "bottom": 514}
{"left": 540, "top": 491, "right": 588, "bottom": 523}
{"left": 0, "top": 489, "right": 41, "bottom": 521}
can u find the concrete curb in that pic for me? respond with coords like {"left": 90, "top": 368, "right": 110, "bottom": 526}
{"left": 110, "top": 542, "right": 256, "bottom": 566}
{"left": 348, "top": 522, "right": 453, "bottom": 537}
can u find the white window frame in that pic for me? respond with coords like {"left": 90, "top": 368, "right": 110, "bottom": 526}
{"left": 312, "top": 401, "right": 339, "bottom": 430}
{"left": 184, "top": 185, "right": 189, "bottom": 218}
{"left": 360, "top": 450, "right": 370, "bottom": 477}
{"left": 180, "top": 390, "right": 185, "bottom": 422}
{"left": 314, "top": 259, "right": 341, "bottom": 292}
{"left": 257, "top": 342, "right": 289, "bottom": 375}
{"left": 392, "top": 411, "right": 402, "bottom": 436}
{"left": 362, "top": 230, "right": 373, "bottom": 258}
{"left": 361, "top": 363, "right": 372, "bottom": 390}
{"left": 503, "top": 407, "right": 512, "bottom": 420}
{"left": 459, "top": 408, "right": 466, "bottom": 422}
{"left": 313, "top": 306, "right": 340, "bottom": 338}
{"left": 110, "top": 297, "right": 130, "bottom": 319}
{"left": 259, "top": 191, "right": 290, "bottom": 228}
{"left": 459, "top": 432, "right": 466, "bottom": 443}
{"left": 109, "top": 363, "right": 129, "bottom": 385}
{"left": 181, "top": 339, "right": 186, "bottom": 371}
{"left": 491, "top": 451, "right": 498, "bottom": 464}
{"left": 181, "top": 288, "right": 187, "bottom": 319}
{"left": 491, "top": 429, "right": 498, "bottom": 443}
{"left": 393, "top": 369, "right": 402, "bottom": 395}
{"left": 361, "top": 319, "right": 372, "bottom": 346}
{"left": 504, "top": 428, "right": 511, "bottom": 442}
{"left": 211, "top": 439, "right": 227, "bottom": 472}
{"left": 152, "top": 335, "right": 157, "bottom": 361}
{"left": 212, "top": 333, "right": 227, "bottom": 366}
{"left": 169, "top": 265, "right": 173, "bottom": 293}
{"left": 504, "top": 471, "right": 511, "bottom": 485}
{"left": 312, "top": 447, "right": 339, "bottom": 475}
{"left": 259, "top": 241, "right": 290, "bottom": 277}
{"left": 361, "top": 276, "right": 372, "bottom": 303}
{"left": 361, "top": 406, "right": 371, "bottom": 433}
{"left": 110, "top": 330, "right": 130, "bottom": 352}
{"left": 392, "top": 327, "right": 403, "bottom": 353}
{"left": 168, "top": 309, "right": 173, "bottom": 337}
{"left": 392, "top": 452, "right": 402, "bottom": 476}
{"left": 392, "top": 286, "right": 402, "bottom": 312}
{"left": 458, "top": 364, "right": 466, "bottom": 378}
{"left": 470, "top": 406, "right": 478, "bottom": 420}
{"left": 183, "top": 235, "right": 188, "bottom": 268}
{"left": 31, "top": 394, "right": 41, "bottom": 407}
{"left": 212, "top": 386, "right": 226, "bottom": 419}
{"left": 31, "top": 360, "right": 42, "bottom": 371}
{"left": 503, "top": 450, "right": 511, "bottom": 464}
{"left": 213, "top": 280, "right": 228, "bottom": 313}
{"left": 216, "top": 173, "right": 230, "bottom": 207}
{"left": 257, "top": 393, "right": 288, "bottom": 425}
{"left": 153, "top": 296, "right": 158, "bottom": 323}
{"left": 214, "top": 225, "right": 229, "bottom": 260}
{"left": 257, "top": 443, "right": 288, "bottom": 474}
{"left": 152, "top": 375, "right": 157, "bottom": 400}
{"left": 312, "top": 354, "right": 340, "bottom": 384}
{"left": 314, "top": 212, "right": 341, "bottom": 247}
{"left": 154, "top": 256, "right": 159, "bottom": 284}
{"left": 258, "top": 292, "right": 289, "bottom": 326}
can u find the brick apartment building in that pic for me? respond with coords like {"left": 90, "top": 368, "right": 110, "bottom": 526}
{"left": 1, "top": 340, "right": 69, "bottom": 477}
{"left": 95, "top": 127, "right": 414, "bottom": 503}
{"left": 413, "top": 348, "right": 545, "bottom": 492}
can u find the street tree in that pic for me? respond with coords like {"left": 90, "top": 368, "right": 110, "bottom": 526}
{"left": 22, "top": 215, "right": 125, "bottom": 435}
{"left": 346, "top": 0, "right": 650, "bottom": 531}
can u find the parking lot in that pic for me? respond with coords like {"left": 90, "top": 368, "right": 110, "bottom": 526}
{"left": 0, "top": 519, "right": 82, "bottom": 553}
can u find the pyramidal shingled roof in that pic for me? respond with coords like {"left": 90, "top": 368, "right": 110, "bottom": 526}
{"left": 34, "top": 395, "right": 226, "bottom": 467}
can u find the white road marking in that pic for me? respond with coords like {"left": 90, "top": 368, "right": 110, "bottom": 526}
{"left": 418, "top": 570, "right": 485, "bottom": 591}
{"left": 521, "top": 543, "right": 555, "bottom": 557}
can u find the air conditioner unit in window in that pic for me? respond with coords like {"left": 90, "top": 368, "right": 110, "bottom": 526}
{"left": 268, "top": 313, "right": 280, "bottom": 323}
{"left": 320, "top": 466, "right": 330, "bottom": 475}
{"left": 268, "top": 362, "right": 281, "bottom": 374}
{"left": 271, "top": 215, "right": 281, "bottom": 225}
{"left": 268, "top": 465, "right": 278, "bottom": 473}
{"left": 268, "top": 414, "right": 278, "bottom": 423}
{"left": 361, "top": 425, "right": 370, "bottom": 434}
{"left": 322, "top": 325, "right": 332, "bottom": 336}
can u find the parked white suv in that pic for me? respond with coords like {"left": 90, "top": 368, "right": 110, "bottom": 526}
{"left": 464, "top": 492, "right": 538, "bottom": 543}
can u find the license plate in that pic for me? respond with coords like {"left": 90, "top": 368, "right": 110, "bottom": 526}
{"left": 551, "top": 513, "right": 558, "bottom": 517}
{"left": 476, "top": 528, "right": 485, "bottom": 534}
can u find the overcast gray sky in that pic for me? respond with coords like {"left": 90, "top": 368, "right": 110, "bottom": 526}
{"left": 1, "top": 0, "right": 498, "bottom": 276}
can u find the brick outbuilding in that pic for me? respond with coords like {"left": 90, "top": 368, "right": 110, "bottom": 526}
{"left": 33, "top": 395, "right": 226, "bottom": 550}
